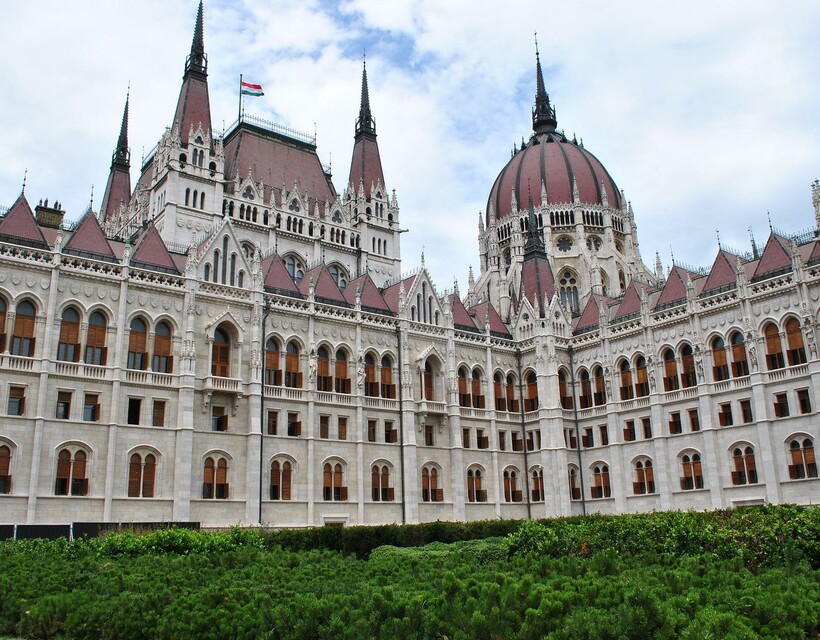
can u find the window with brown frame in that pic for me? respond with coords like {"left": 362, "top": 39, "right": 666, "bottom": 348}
{"left": 424, "top": 424, "right": 434, "bottom": 446}
{"left": 476, "top": 428, "right": 488, "bottom": 449}
{"left": 364, "top": 354, "right": 378, "bottom": 397}
{"left": 680, "top": 453, "right": 704, "bottom": 490}
{"left": 318, "top": 346, "right": 332, "bottom": 391}
{"left": 323, "top": 462, "right": 347, "bottom": 501}
{"left": 267, "top": 410, "right": 278, "bottom": 435}
{"left": 421, "top": 465, "right": 443, "bottom": 502}
{"left": 371, "top": 464, "right": 393, "bottom": 501}
{"left": 503, "top": 469, "right": 522, "bottom": 502}
{"left": 7, "top": 386, "right": 25, "bottom": 416}
{"left": 668, "top": 411, "right": 682, "bottom": 434}
{"left": 688, "top": 408, "right": 700, "bottom": 431}
{"left": 380, "top": 356, "right": 396, "bottom": 398}
{"left": 558, "top": 371, "right": 573, "bottom": 409}
{"left": 0, "top": 445, "right": 12, "bottom": 494}
{"left": 788, "top": 438, "right": 817, "bottom": 479}
{"left": 203, "top": 457, "right": 229, "bottom": 499}
{"left": 471, "top": 371, "right": 485, "bottom": 408}
{"left": 319, "top": 415, "right": 330, "bottom": 439}
{"left": 264, "top": 339, "right": 281, "bottom": 386}
{"left": 593, "top": 367, "right": 606, "bottom": 405}
{"left": 285, "top": 343, "right": 302, "bottom": 388}
{"left": 718, "top": 403, "right": 733, "bottom": 426}
{"left": 731, "top": 446, "right": 757, "bottom": 485}
{"left": 633, "top": 459, "right": 655, "bottom": 494}
{"left": 11, "top": 300, "right": 36, "bottom": 357}
{"left": 128, "top": 452, "right": 156, "bottom": 497}
{"left": 663, "top": 350, "right": 679, "bottom": 391}
{"left": 797, "top": 389, "right": 812, "bottom": 415}
{"left": 599, "top": 424, "right": 609, "bottom": 446}
{"left": 739, "top": 399, "right": 753, "bottom": 423}
{"left": 462, "top": 428, "right": 470, "bottom": 449}
{"left": 55, "top": 391, "right": 72, "bottom": 420}
{"left": 84, "top": 393, "right": 100, "bottom": 422}
{"left": 211, "top": 328, "right": 230, "bottom": 377}
{"left": 774, "top": 393, "right": 790, "bottom": 418}
{"left": 368, "top": 419, "right": 378, "bottom": 443}
{"left": 384, "top": 420, "right": 397, "bottom": 443}
{"left": 524, "top": 372, "right": 538, "bottom": 411}
{"left": 55, "top": 448, "right": 88, "bottom": 496}
{"left": 494, "top": 375, "right": 506, "bottom": 411}
{"left": 466, "top": 468, "right": 486, "bottom": 502}
{"left": 212, "top": 406, "right": 227, "bottom": 432}
{"left": 128, "top": 318, "right": 148, "bottom": 370}
{"left": 531, "top": 468, "right": 545, "bottom": 501}
{"left": 568, "top": 467, "right": 581, "bottom": 500}
{"left": 785, "top": 318, "right": 807, "bottom": 366}
{"left": 635, "top": 357, "right": 649, "bottom": 397}
{"left": 85, "top": 311, "right": 107, "bottom": 366}
{"left": 623, "top": 420, "right": 636, "bottom": 442}
{"left": 334, "top": 350, "right": 351, "bottom": 394}
{"left": 764, "top": 323, "right": 784, "bottom": 370}
{"left": 337, "top": 416, "right": 348, "bottom": 440}
{"left": 458, "top": 368, "right": 470, "bottom": 407}
{"left": 0, "top": 297, "right": 6, "bottom": 352}
{"left": 730, "top": 332, "right": 749, "bottom": 377}
{"left": 641, "top": 417, "right": 652, "bottom": 439}
{"left": 270, "top": 460, "right": 292, "bottom": 500}
{"left": 619, "top": 361, "right": 634, "bottom": 400}
{"left": 152, "top": 322, "right": 173, "bottom": 373}
{"left": 591, "top": 465, "right": 611, "bottom": 498}
{"left": 712, "top": 337, "right": 729, "bottom": 381}
{"left": 287, "top": 412, "right": 301, "bottom": 436}
{"left": 506, "top": 375, "right": 519, "bottom": 412}
{"left": 579, "top": 371, "right": 592, "bottom": 409}
{"left": 57, "top": 307, "right": 80, "bottom": 362}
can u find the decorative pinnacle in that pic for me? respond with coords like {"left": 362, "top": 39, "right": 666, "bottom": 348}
{"left": 356, "top": 58, "right": 376, "bottom": 136}
{"left": 532, "top": 32, "right": 557, "bottom": 134}
{"left": 186, "top": 0, "right": 207, "bottom": 75}
{"left": 113, "top": 90, "right": 130, "bottom": 168}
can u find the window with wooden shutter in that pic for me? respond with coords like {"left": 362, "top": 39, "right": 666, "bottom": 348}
{"left": 337, "top": 416, "right": 347, "bottom": 440}
{"left": 0, "top": 297, "right": 6, "bottom": 352}
{"left": 764, "top": 323, "right": 784, "bottom": 370}
{"left": 56, "top": 391, "right": 72, "bottom": 420}
{"left": 85, "top": 312, "right": 107, "bottom": 366}
{"left": 203, "top": 457, "right": 215, "bottom": 498}
{"left": 334, "top": 350, "right": 350, "bottom": 394}
{"left": 371, "top": 466, "right": 381, "bottom": 501}
{"left": 215, "top": 458, "right": 228, "bottom": 499}
{"left": 525, "top": 372, "right": 538, "bottom": 411}
{"left": 281, "top": 461, "right": 292, "bottom": 500}
{"left": 680, "top": 345, "right": 696, "bottom": 388}
{"left": 58, "top": 308, "right": 80, "bottom": 362}
{"left": 72, "top": 451, "right": 88, "bottom": 496}
{"left": 128, "top": 318, "right": 148, "bottom": 370}
{"left": 494, "top": 376, "right": 506, "bottom": 411}
{"left": 11, "top": 301, "right": 36, "bottom": 357}
{"left": 364, "top": 356, "right": 378, "bottom": 397}
{"left": 128, "top": 453, "right": 142, "bottom": 497}
{"left": 264, "top": 339, "right": 281, "bottom": 385}
{"left": 285, "top": 343, "right": 301, "bottom": 388}
{"left": 730, "top": 332, "right": 749, "bottom": 377}
{"left": 785, "top": 318, "right": 807, "bottom": 366}
{"left": 142, "top": 454, "right": 156, "bottom": 497}
{"left": 423, "top": 362, "right": 434, "bottom": 401}
{"left": 211, "top": 328, "right": 230, "bottom": 377}
{"left": 712, "top": 337, "right": 729, "bottom": 381}
{"left": 635, "top": 357, "right": 649, "bottom": 397}
{"left": 153, "top": 322, "right": 173, "bottom": 373}
{"left": 380, "top": 356, "right": 395, "bottom": 398}
{"left": 663, "top": 351, "right": 679, "bottom": 391}
{"left": 619, "top": 361, "right": 633, "bottom": 400}
{"left": 55, "top": 449, "right": 71, "bottom": 495}
{"left": 270, "top": 460, "right": 281, "bottom": 500}
{"left": 0, "top": 445, "right": 11, "bottom": 494}
{"left": 579, "top": 371, "right": 592, "bottom": 408}
{"left": 83, "top": 394, "right": 100, "bottom": 422}
{"left": 152, "top": 400, "right": 166, "bottom": 427}
{"left": 558, "top": 372, "right": 572, "bottom": 409}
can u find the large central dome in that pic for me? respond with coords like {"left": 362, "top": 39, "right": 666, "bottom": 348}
{"left": 486, "top": 52, "right": 621, "bottom": 223}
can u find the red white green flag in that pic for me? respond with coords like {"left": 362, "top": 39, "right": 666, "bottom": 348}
{"left": 241, "top": 81, "right": 264, "bottom": 97}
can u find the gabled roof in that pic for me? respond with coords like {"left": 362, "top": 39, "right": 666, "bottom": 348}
{"left": 299, "top": 264, "right": 347, "bottom": 305}
{"left": 0, "top": 195, "right": 50, "bottom": 249}
{"left": 575, "top": 295, "right": 607, "bottom": 332}
{"left": 344, "top": 273, "right": 392, "bottom": 314}
{"left": 63, "top": 210, "right": 117, "bottom": 262}
{"left": 751, "top": 233, "right": 792, "bottom": 280}
{"left": 469, "top": 301, "right": 512, "bottom": 338}
{"left": 654, "top": 266, "right": 693, "bottom": 309}
{"left": 448, "top": 293, "right": 479, "bottom": 331}
{"left": 700, "top": 250, "right": 740, "bottom": 295}
{"left": 518, "top": 254, "right": 555, "bottom": 317}
{"left": 130, "top": 225, "right": 180, "bottom": 274}
{"left": 804, "top": 239, "right": 820, "bottom": 264}
{"left": 381, "top": 275, "right": 416, "bottom": 314}
{"left": 612, "top": 281, "right": 650, "bottom": 319}
{"left": 261, "top": 253, "right": 302, "bottom": 297}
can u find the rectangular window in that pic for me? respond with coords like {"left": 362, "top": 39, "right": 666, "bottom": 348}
{"left": 83, "top": 393, "right": 100, "bottom": 422}
{"left": 384, "top": 420, "right": 397, "bottom": 443}
{"left": 774, "top": 393, "right": 790, "bottom": 418}
{"left": 424, "top": 424, "right": 434, "bottom": 446}
{"left": 337, "top": 416, "right": 348, "bottom": 440}
{"left": 718, "top": 403, "right": 733, "bottom": 426}
{"left": 688, "top": 408, "right": 700, "bottom": 432}
{"left": 267, "top": 410, "right": 278, "bottom": 435}
{"left": 512, "top": 432, "right": 524, "bottom": 451}
{"left": 623, "top": 420, "right": 636, "bottom": 442}
{"left": 599, "top": 424, "right": 609, "bottom": 446}
{"left": 739, "top": 399, "right": 753, "bottom": 424}
{"left": 152, "top": 400, "right": 165, "bottom": 427}
{"left": 56, "top": 391, "right": 72, "bottom": 420}
{"left": 564, "top": 429, "right": 577, "bottom": 449}
{"left": 127, "top": 398, "right": 142, "bottom": 425}
{"left": 498, "top": 430, "right": 507, "bottom": 451}
{"left": 797, "top": 389, "right": 812, "bottom": 415}
{"left": 211, "top": 406, "right": 227, "bottom": 431}
{"left": 368, "top": 419, "right": 377, "bottom": 443}
{"left": 7, "top": 386, "right": 25, "bottom": 416}
{"left": 462, "top": 428, "right": 470, "bottom": 449}
{"left": 582, "top": 427, "right": 594, "bottom": 448}
{"left": 477, "top": 428, "right": 489, "bottom": 449}
{"left": 641, "top": 417, "right": 652, "bottom": 439}
{"left": 287, "top": 412, "right": 301, "bottom": 437}
{"left": 668, "top": 411, "right": 682, "bottom": 435}
{"left": 320, "top": 415, "right": 330, "bottom": 439}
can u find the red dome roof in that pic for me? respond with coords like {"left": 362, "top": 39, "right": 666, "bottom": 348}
{"left": 487, "top": 131, "right": 621, "bottom": 223}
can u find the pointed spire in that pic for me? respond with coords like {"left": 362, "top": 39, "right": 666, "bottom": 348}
{"left": 113, "top": 91, "right": 130, "bottom": 169}
{"left": 532, "top": 32, "right": 557, "bottom": 134}
{"left": 172, "top": 1, "right": 212, "bottom": 146}
{"left": 187, "top": 0, "right": 207, "bottom": 76}
{"left": 100, "top": 91, "right": 133, "bottom": 223}
{"left": 356, "top": 57, "right": 375, "bottom": 136}
{"left": 349, "top": 58, "right": 385, "bottom": 201}
{"left": 523, "top": 196, "right": 546, "bottom": 259}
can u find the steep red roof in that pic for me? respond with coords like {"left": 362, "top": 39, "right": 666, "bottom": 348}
{"left": 752, "top": 234, "right": 792, "bottom": 280}
{"left": 700, "top": 250, "right": 739, "bottom": 294}
{"left": 130, "top": 225, "right": 180, "bottom": 273}
{"left": 448, "top": 294, "right": 478, "bottom": 331}
{"left": 299, "top": 264, "right": 347, "bottom": 305}
{"left": 518, "top": 255, "right": 555, "bottom": 316}
{"left": 381, "top": 275, "right": 416, "bottom": 314}
{"left": 612, "top": 281, "right": 649, "bottom": 319}
{"left": 349, "top": 135, "right": 385, "bottom": 200}
{"left": 262, "top": 254, "right": 302, "bottom": 297}
{"left": 654, "top": 267, "right": 692, "bottom": 308}
{"left": 469, "top": 301, "right": 511, "bottom": 338}
{"left": 575, "top": 295, "right": 605, "bottom": 332}
{"left": 0, "top": 195, "right": 49, "bottom": 249}
{"left": 173, "top": 76, "right": 212, "bottom": 145}
{"left": 344, "top": 273, "right": 392, "bottom": 314}
{"left": 804, "top": 239, "right": 820, "bottom": 264}
{"left": 63, "top": 211, "right": 117, "bottom": 261}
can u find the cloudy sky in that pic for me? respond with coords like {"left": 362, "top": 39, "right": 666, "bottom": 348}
{"left": 1, "top": 0, "right": 819, "bottom": 291}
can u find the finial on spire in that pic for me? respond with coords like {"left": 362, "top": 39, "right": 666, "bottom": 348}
{"left": 90, "top": 184, "right": 94, "bottom": 210}
{"left": 185, "top": 0, "right": 207, "bottom": 76}
{"left": 355, "top": 57, "right": 375, "bottom": 136}
{"left": 767, "top": 211, "right": 773, "bottom": 232}
{"left": 532, "top": 36, "right": 557, "bottom": 134}
{"left": 21, "top": 169, "right": 27, "bottom": 195}
{"left": 716, "top": 228, "right": 721, "bottom": 249}
{"left": 113, "top": 90, "right": 130, "bottom": 168}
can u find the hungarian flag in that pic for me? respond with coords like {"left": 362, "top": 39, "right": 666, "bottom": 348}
{"left": 241, "top": 81, "right": 264, "bottom": 97}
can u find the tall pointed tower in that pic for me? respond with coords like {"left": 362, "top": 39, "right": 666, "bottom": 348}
{"left": 99, "top": 94, "right": 132, "bottom": 224}
{"left": 345, "top": 60, "right": 401, "bottom": 284}
{"left": 172, "top": 0, "right": 212, "bottom": 147}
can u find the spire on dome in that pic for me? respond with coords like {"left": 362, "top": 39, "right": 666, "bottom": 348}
{"left": 532, "top": 33, "right": 557, "bottom": 135}
{"left": 186, "top": 0, "right": 207, "bottom": 77}
{"left": 523, "top": 196, "right": 546, "bottom": 259}
{"left": 356, "top": 57, "right": 375, "bottom": 136}
{"left": 172, "top": 1, "right": 212, "bottom": 145}
{"left": 100, "top": 92, "right": 133, "bottom": 223}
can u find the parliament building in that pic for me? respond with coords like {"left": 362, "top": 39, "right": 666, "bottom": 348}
{"left": 0, "top": 4, "right": 817, "bottom": 528}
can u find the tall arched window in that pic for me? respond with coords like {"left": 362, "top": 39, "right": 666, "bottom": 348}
{"left": 55, "top": 448, "right": 88, "bottom": 496}
{"left": 128, "top": 452, "right": 156, "bottom": 498}
{"left": 568, "top": 466, "right": 580, "bottom": 500}
{"left": 531, "top": 467, "right": 545, "bottom": 502}
{"left": 730, "top": 332, "right": 749, "bottom": 377}
{"left": 471, "top": 369, "right": 485, "bottom": 408}
{"left": 85, "top": 311, "right": 107, "bottom": 365}
{"left": 635, "top": 356, "right": 649, "bottom": 397}
{"left": 619, "top": 360, "right": 633, "bottom": 400}
{"left": 506, "top": 374, "right": 519, "bottom": 412}
{"left": 524, "top": 371, "right": 538, "bottom": 412}
{"left": 633, "top": 459, "right": 655, "bottom": 494}
{"left": 316, "top": 346, "right": 331, "bottom": 391}
{"left": 711, "top": 337, "right": 729, "bottom": 381}
{"left": 559, "top": 270, "right": 579, "bottom": 315}
{"left": 57, "top": 307, "right": 80, "bottom": 362}
{"left": 0, "top": 297, "right": 6, "bottom": 352}
{"left": 11, "top": 300, "right": 36, "bottom": 357}
{"left": 558, "top": 370, "right": 573, "bottom": 409}
{"left": 423, "top": 360, "right": 435, "bottom": 401}
{"left": 591, "top": 464, "right": 611, "bottom": 498}
{"left": 680, "top": 344, "right": 696, "bottom": 388}
{"left": 211, "top": 327, "right": 230, "bottom": 377}
{"left": 421, "top": 465, "right": 442, "bottom": 502}
{"left": 466, "top": 468, "right": 486, "bottom": 502}
{"left": 731, "top": 446, "right": 758, "bottom": 485}
{"left": 127, "top": 318, "right": 148, "bottom": 370}
{"left": 592, "top": 366, "right": 606, "bottom": 405}
{"left": 203, "top": 456, "right": 229, "bottom": 499}
{"left": 764, "top": 322, "right": 784, "bottom": 370}
{"left": 0, "top": 444, "right": 12, "bottom": 494}
{"left": 371, "top": 464, "right": 393, "bottom": 501}
{"left": 503, "top": 468, "right": 522, "bottom": 502}
{"left": 285, "top": 342, "right": 301, "bottom": 388}
{"left": 788, "top": 438, "right": 817, "bottom": 479}
{"left": 264, "top": 338, "right": 281, "bottom": 385}
{"left": 785, "top": 318, "right": 807, "bottom": 366}
{"left": 380, "top": 355, "right": 395, "bottom": 398}
{"left": 457, "top": 367, "right": 470, "bottom": 407}
{"left": 680, "top": 452, "right": 704, "bottom": 490}
{"left": 153, "top": 322, "right": 173, "bottom": 373}
{"left": 323, "top": 462, "right": 347, "bottom": 501}
{"left": 334, "top": 349, "right": 350, "bottom": 394}
{"left": 579, "top": 370, "right": 592, "bottom": 408}
{"left": 662, "top": 349, "right": 679, "bottom": 391}
{"left": 270, "top": 459, "right": 292, "bottom": 500}
{"left": 364, "top": 353, "right": 378, "bottom": 397}
{"left": 494, "top": 373, "right": 506, "bottom": 411}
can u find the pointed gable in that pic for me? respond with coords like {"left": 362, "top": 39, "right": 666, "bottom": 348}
{"left": 344, "top": 274, "right": 392, "bottom": 314}
{"left": 805, "top": 239, "right": 820, "bottom": 265}
{"left": 469, "top": 301, "right": 512, "bottom": 338}
{"left": 299, "top": 264, "right": 347, "bottom": 305}
{"left": 752, "top": 234, "right": 792, "bottom": 280}
{"left": 612, "top": 281, "right": 648, "bottom": 319}
{"left": 654, "top": 266, "right": 691, "bottom": 309}
{"left": 63, "top": 211, "right": 117, "bottom": 262}
{"left": 0, "top": 195, "right": 50, "bottom": 249}
{"left": 130, "top": 225, "right": 180, "bottom": 274}
{"left": 262, "top": 254, "right": 302, "bottom": 297}
{"left": 700, "top": 250, "right": 739, "bottom": 295}
{"left": 575, "top": 295, "right": 604, "bottom": 332}
{"left": 381, "top": 275, "right": 416, "bottom": 314}
{"left": 518, "top": 255, "right": 555, "bottom": 317}
{"left": 449, "top": 294, "right": 479, "bottom": 332}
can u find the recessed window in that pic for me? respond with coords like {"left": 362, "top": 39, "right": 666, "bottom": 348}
{"left": 556, "top": 236, "right": 572, "bottom": 252}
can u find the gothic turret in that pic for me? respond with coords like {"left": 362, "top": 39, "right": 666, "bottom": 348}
{"left": 532, "top": 38, "right": 557, "bottom": 135}
{"left": 100, "top": 93, "right": 132, "bottom": 223}
{"left": 348, "top": 60, "right": 385, "bottom": 201}
{"left": 171, "top": 0, "right": 212, "bottom": 146}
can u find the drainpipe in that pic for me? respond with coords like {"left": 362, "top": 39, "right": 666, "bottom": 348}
{"left": 515, "top": 348, "right": 532, "bottom": 520}
{"left": 567, "top": 344, "right": 587, "bottom": 515}
{"left": 396, "top": 324, "right": 406, "bottom": 524}
{"left": 258, "top": 299, "right": 270, "bottom": 525}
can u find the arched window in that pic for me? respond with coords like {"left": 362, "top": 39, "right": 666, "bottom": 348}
{"left": 731, "top": 446, "right": 758, "bottom": 485}
{"left": 579, "top": 370, "right": 592, "bottom": 408}
{"left": 493, "top": 372, "right": 506, "bottom": 411}
{"left": 203, "top": 456, "right": 229, "bottom": 499}
{"left": 635, "top": 356, "right": 649, "bottom": 397}
{"left": 329, "top": 265, "right": 347, "bottom": 292}
{"left": 57, "top": 307, "right": 80, "bottom": 362}
{"left": 559, "top": 270, "right": 580, "bottom": 315}
{"left": 380, "top": 355, "right": 395, "bottom": 398}
{"left": 591, "top": 464, "right": 611, "bottom": 498}
{"left": 334, "top": 349, "right": 351, "bottom": 394}
{"left": 128, "top": 318, "right": 148, "bottom": 370}
{"left": 633, "top": 459, "right": 655, "bottom": 494}
{"left": 662, "top": 349, "right": 679, "bottom": 391}
{"left": 55, "top": 448, "right": 88, "bottom": 496}
{"left": 568, "top": 466, "right": 580, "bottom": 500}
{"left": 730, "top": 332, "right": 749, "bottom": 377}
{"left": 423, "top": 360, "right": 435, "bottom": 401}
{"left": 371, "top": 464, "right": 393, "bottom": 501}
{"left": 503, "top": 468, "right": 522, "bottom": 502}
{"left": 0, "top": 444, "right": 12, "bottom": 494}
{"left": 85, "top": 311, "right": 107, "bottom": 365}
{"left": 785, "top": 318, "right": 807, "bottom": 366}
{"left": 316, "top": 346, "right": 331, "bottom": 391}
{"left": 471, "top": 369, "right": 485, "bottom": 408}
{"left": 592, "top": 366, "right": 606, "bottom": 405}
{"left": 264, "top": 338, "right": 281, "bottom": 386}
{"left": 619, "top": 360, "right": 633, "bottom": 400}
{"left": 363, "top": 353, "right": 378, "bottom": 397}
{"left": 680, "top": 452, "right": 704, "bottom": 490}
{"left": 128, "top": 452, "right": 156, "bottom": 498}
{"left": 0, "top": 297, "right": 6, "bottom": 352}
{"left": 764, "top": 322, "right": 784, "bottom": 370}
{"left": 285, "top": 256, "right": 304, "bottom": 286}
{"left": 531, "top": 467, "right": 545, "bottom": 502}
{"left": 421, "top": 464, "right": 442, "bottom": 502}
{"left": 11, "top": 300, "right": 36, "bottom": 357}
{"left": 788, "top": 438, "right": 817, "bottom": 479}
{"left": 185, "top": 188, "right": 190, "bottom": 207}
{"left": 323, "top": 462, "right": 347, "bottom": 501}
{"left": 558, "top": 370, "right": 573, "bottom": 409}
{"left": 270, "top": 459, "right": 292, "bottom": 500}
{"left": 457, "top": 367, "right": 470, "bottom": 407}
{"left": 153, "top": 322, "right": 173, "bottom": 373}
{"left": 285, "top": 342, "right": 301, "bottom": 388}
{"left": 524, "top": 371, "right": 538, "bottom": 412}
{"left": 466, "top": 467, "right": 486, "bottom": 502}
{"left": 211, "top": 327, "right": 230, "bottom": 377}
{"left": 505, "top": 374, "right": 519, "bottom": 412}
{"left": 680, "top": 344, "right": 696, "bottom": 388}
{"left": 711, "top": 337, "right": 729, "bottom": 381}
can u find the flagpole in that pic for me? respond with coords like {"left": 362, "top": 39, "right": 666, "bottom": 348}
{"left": 238, "top": 73, "right": 243, "bottom": 122}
